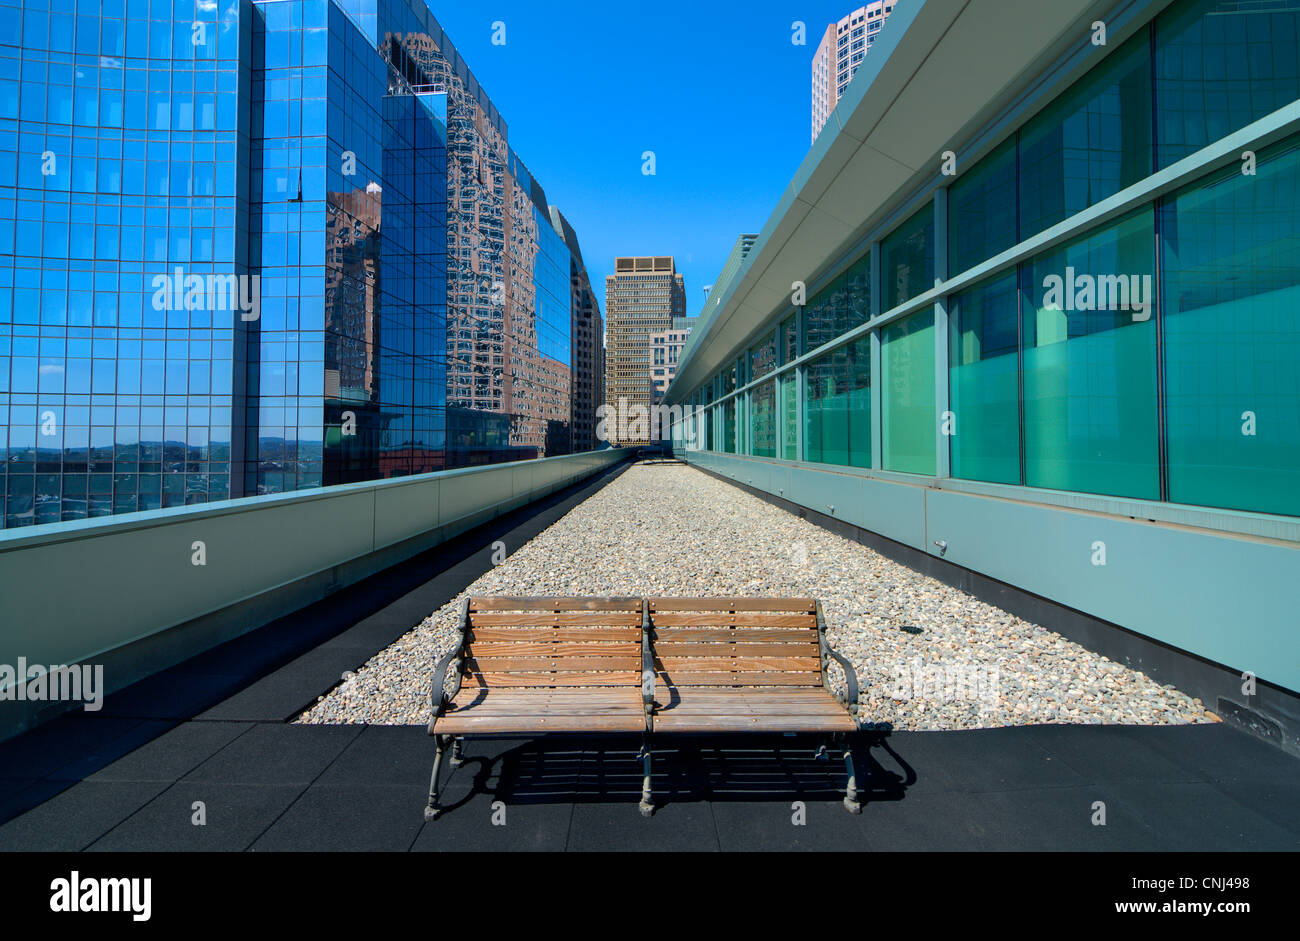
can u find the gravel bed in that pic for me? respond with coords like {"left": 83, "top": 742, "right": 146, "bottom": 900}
{"left": 298, "top": 462, "right": 1215, "bottom": 729}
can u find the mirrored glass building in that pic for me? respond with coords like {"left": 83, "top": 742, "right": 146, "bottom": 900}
{"left": 0, "top": 0, "right": 591, "bottom": 528}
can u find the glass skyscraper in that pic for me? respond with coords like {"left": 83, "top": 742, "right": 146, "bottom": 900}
{"left": 0, "top": 0, "right": 585, "bottom": 528}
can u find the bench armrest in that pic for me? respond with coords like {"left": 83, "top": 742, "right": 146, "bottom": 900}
{"left": 428, "top": 597, "right": 471, "bottom": 734}
{"left": 816, "top": 602, "right": 861, "bottom": 723}
{"left": 641, "top": 600, "right": 656, "bottom": 725}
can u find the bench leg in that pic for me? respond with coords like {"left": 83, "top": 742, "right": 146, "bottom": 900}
{"left": 840, "top": 734, "right": 862, "bottom": 815}
{"left": 449, "top": 736, "right": 464, "bottom": 768}
{"left": 424, "top": 734, "right": 451, "bottom": 822}
{"left": 638, "top": 738, "right": 654, "bottom": 818}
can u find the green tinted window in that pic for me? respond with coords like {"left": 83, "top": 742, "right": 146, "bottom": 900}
{"left": 804, "top": 253, "right": 870, "bottom": 352}
{"left": 780, "top": 314, "right": 798, "bottom": 364}
{"left": 882, "top": 204, "right": 935, "bottom": 311}
{"left": 804, "top": 336, "right": 871, "bottom": 468}
{"left": 751, "top": 378, "right": 777, "bottom": 457}
{"left": 1155, "top": 0, "right": 1300, "bottom": 169}
{"left": 882, "top": 309, "right": 936, "bottom": 474}
{"left": 949, "top": 272, "right": 1020, "bottom": 484}
{"left": 1019, "top": 32, "right": 1152, "bottom": 239}
{"left": 1162, "top": 136, "right": 1300, "bottom": 516}
{"left": 948, "top": 138, "right": 1017, "bottom": 276}
{"left": 780, "top": 371, "right": 797, "bottom": 460}
{"left": 750, "top": 330, "right": 777, "bottom": 381}
{"left": 1021, "top": 210, "right": 1158, "bottom": 498}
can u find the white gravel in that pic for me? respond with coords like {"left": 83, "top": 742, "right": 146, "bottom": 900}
{"left": 298, "top": 462, "right": 1215, "bottom": 729}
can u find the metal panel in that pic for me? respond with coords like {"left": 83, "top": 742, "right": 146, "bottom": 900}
{"left": 1, "top": 489, "right": 376, "bottom": 669}
{"left": 373, "top": 475, "right": 441, "bottom": 550}
{"left": 924, "top": 488, "right": 1300, "bottom": 692}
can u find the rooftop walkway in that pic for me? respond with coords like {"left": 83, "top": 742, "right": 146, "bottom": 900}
{"left": 1, "top": 463, "right": 1297, "bottom": 851}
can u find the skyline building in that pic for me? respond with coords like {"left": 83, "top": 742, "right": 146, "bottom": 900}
{"left": 0, "top": 0, "right": 596, "bottom": 529}
{"left": 548, "top": 205, "right": 605, "bottom": 455}
{"left": 812, "top": 2, "right": 898, "bottom": 143}
{"left": 650, "top": 317, "right": 696, "bottom": 406}
{"left": 604, "top": 256, "right": 685, "bottom": 446}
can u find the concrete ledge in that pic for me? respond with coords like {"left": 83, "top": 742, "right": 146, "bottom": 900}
{"left": 0, "top": 450, "right": 630, "bottom": 740}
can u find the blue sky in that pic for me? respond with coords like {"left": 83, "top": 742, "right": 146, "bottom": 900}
{"left": 428, "top": 0, "right": 860, "bottom": 316}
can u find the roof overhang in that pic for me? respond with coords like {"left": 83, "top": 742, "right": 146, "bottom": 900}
{"left": 668, "top": 0, "right": 1156, "bottom": 402}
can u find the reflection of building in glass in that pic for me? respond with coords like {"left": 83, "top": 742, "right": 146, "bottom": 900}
{"left": 349, "top": 0, "right": 579, "bottom": 468}
{"left": 549, "top": 207, "right": 605, "bottom": 454}
{"left": 0, "top": 0, "right": 594, "bottom": 529}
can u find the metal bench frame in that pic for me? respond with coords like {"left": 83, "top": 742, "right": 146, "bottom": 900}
{"left": 424, "top": 596, "right": 864, "bottom": 820}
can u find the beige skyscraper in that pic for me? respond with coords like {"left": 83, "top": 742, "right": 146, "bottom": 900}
{"left": 604, "top": 256, "right": 686, "bottom": 445}
{"left": 812, "top": 2, "right": 899, "bottom": 143}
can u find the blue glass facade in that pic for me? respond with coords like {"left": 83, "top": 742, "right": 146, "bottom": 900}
{"left": 0, "top": 0, "right": 584, "bottom": 528}
{"left": 0, "top": 0, "right": 252, "bottom": 527}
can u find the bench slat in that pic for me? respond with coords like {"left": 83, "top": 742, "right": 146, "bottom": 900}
{"left": 657, "top": 657, "right": 820, "bottom": 672}
{"left": 464, "top": 672, "right": 642, "bottom": 687}
{"left": 652, "top": 628, "right": 816, "bottom": 642}
{"left": 654, "top": 643, "right": 819, "bottom": 657}
{"left": 650, "top": 613, "right": 815, "bottom": 627}
{"left": 648, "top": 598, "right": 814, "bottom": 612}
{"left": 469, "top": 642, "right": 641, "bottom": 658}
{"left": 470, "top": 597, "right": 640, "bottom": 611}
{"left": 654, "top": 672, "right": 822, "bottom": 686}
{"left": 470, "top": 613, "right": 642, "bottom": 626}
{"left": 652, "top": 713, "right": 854, "bottom": 732}
{"left": 467, "top": 627, "right": 641, "bottom": 643}
{"left": 466, "top": 657, "right": 641, "bottom": 672}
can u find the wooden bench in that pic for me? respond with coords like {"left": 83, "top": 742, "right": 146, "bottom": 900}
{"left": 424, "top": 596, "right": 863, "bottom": 819}
{"left": 648, "top": 597, "right": 864, "bottom": 813}
{"left": 424, "top": 596, "right": 653, "bottom": 819}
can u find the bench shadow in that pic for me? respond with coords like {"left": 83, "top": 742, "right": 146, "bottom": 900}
{"left": 450, "top": 730, "right": 912, "bottom": 808}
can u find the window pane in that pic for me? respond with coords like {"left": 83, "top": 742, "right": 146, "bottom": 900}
{"left": 804, "top": 336, "right": 870, "bottom": 468}
{"left": 780, "top": 314, "right": 797, "bottom": 365}
{"left": 752, "top": 378, "right": 776, "bottom": 457}
{"left": 882, "top": 309, "right": 936, "bottom": 474}
{"left": 1155, "top": 0, "right": 1300, "bottom": 169}
{"left": 882, "top": 204, "right": 934, "bottom": 310}
{"left": 950, "top": 271, "right": 1020, "bottom": 484}
{"left": 1021, "top": 210, "right": 1158, "bottom": 498}
{"left": 750, "top": 330, "right": 777, "bottom": 381}
{"left": 1019, "top": 32, "right": 1152, "bottom": 239}
{"left": 780, "top": 371, "right": 797, "bottom": 460}
{"left": 804, "top": 252, "right": 870, "bottom": 351}
{"left": 1162, "top": 136, "right": 1300, "bottom": 516}
{"left": 948, "top": 138, "right": 1017, "bottom": 275}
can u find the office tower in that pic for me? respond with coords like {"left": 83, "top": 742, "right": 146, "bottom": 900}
{"left": 650, "top": 317, "right": 696, "bottom": 405}
{"left": 549, "top": 206, "right": 605, "bottom": 454}
{"left": 811, "top": 2, "right": 898, "bottom": 143}
{"left": 0, "top": 0, "right": 586, "bottom": 528}
{"left": 604, "top": 256, "right": 685, "bottom": 445}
